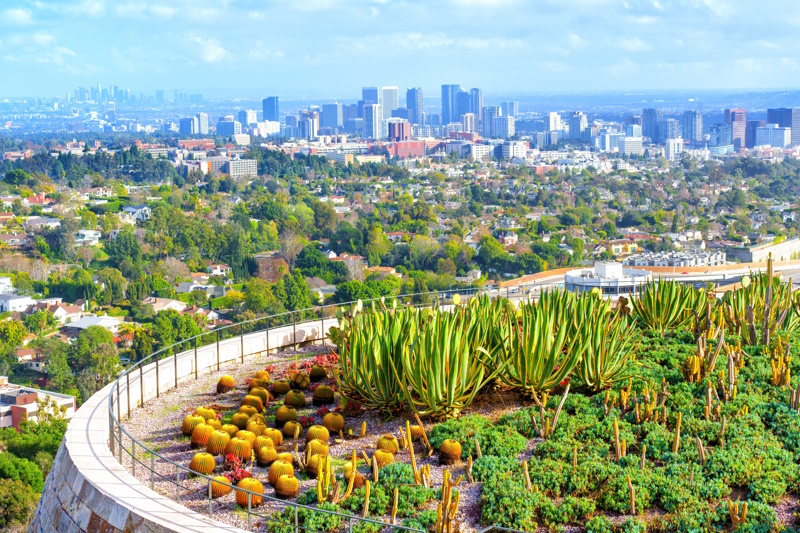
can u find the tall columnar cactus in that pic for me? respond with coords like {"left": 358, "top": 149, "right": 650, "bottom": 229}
{"left": 316, "top": 454, "right": 332, "bottom": 503}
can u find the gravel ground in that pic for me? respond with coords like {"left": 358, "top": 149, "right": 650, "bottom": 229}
{"left": 118, "top": 342, "right": 800, "bottom": 533}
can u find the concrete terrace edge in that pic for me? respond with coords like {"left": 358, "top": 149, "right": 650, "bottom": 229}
{"left": 28, "top": 319, "right": 331, "bottom": 533}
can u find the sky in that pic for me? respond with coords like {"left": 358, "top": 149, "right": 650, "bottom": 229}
{"left": 1, "top": 0, "right": 800, "bottom": 99}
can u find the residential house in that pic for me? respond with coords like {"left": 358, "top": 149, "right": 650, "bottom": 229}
{"left": 141, "top": 297, "right": 187, "bottom": 313}
{"left": 122, "top": 205, "right": 151, "bottom": 221}
{"left": 75, "top": 229, "right": 102, "bottom": 246}
{"left": 0, "top": 294, "right": 35, "bottom": 313}
{"left": 207, "top": 264, "right": 232, "bottom": 277}
{"left": 0, "top": 277, "right": 12, "bottom": 294}
{"left": 62, "top": 315, "right": 122, "bottom": 336}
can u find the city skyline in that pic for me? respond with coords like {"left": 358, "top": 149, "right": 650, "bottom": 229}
{"left": 3, "top": 0, "right": 800, "bottom": 97}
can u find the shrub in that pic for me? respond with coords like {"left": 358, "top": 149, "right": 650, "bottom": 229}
{"left": 472, "top": 456, "right": 521, "bottom": 483}
{"left": 480, "top": 474, "right": 537, "bottom": 531}
{"left": 585, "top": 515, "right": 614, "bottom": 533}
{"left": 341, "top": 485, "right": 390, "bottom": 515}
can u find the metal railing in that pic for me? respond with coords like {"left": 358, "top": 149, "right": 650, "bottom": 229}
{"left": 107, "top": 289, "right": 496, "bottom": 533}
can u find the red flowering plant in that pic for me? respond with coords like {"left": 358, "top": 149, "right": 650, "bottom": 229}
{"left": 298, "top": 415, "right": 315, "bottom": 428}
{"left": 335, "top": 397, "right": 363, "bottom": 417}
{"left": 264, "top": 365, "right": 276, "bottom": 374}
{"left": 222, "top": 454, "right": 252, "bottom": 484}
{"left": 316, "top": 405, "right": 330, "bottom": 418}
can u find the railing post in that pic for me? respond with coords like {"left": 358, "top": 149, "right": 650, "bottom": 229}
{"left": 216, "top": 329, "right": 220, "bottom": 371}
{"left": 139, "top": 365, "right": 143, "bottom": 408}
{"left": 294, "top": 505, "right": 298, "bottom": 533}
{"left": 131, "top": 441, "right": 135, "bottom": 476}
{"left": 174, "top": 348, "right": 178, "bottom": 389}
{"left": 176, "top": 464, "right": 180, "bottom": 502}
{"left": 247, "top": 492, "right": 252, "bottom": 531}
{"left": 241, "top": 323, "right": 245, "bottom": 363}
{"left": 194, "top": 336, "right": 198, "bottom": 380}
{"left": 349, "top": 517, "right": 353, "bottom": 533}
{"left": 266, "top": 316, "right": 270, "bottom": 354}
{"left": 208, "top": 478, "right": 213, "bottom": 517}
{"left": 292, "top": 311, "right": 297, "bottom": 350}
{"left": 118, "top": 425, "right": 122, "bottom": 463}
{"left": 155, "top": 357, "right": 160, "bottom": 399}
{"left": 150, "top": 454, "right": 154, "bottom": 490}
{"left": 109, "top": 414, "right": 114, "bottom": 455}
{"left": 116, "top": 381, "right": 121, "bottom": 421}
{"left": 321, "top": 312, "right": 325, "bottom": 346}
{"left": 126, "top": 373, "right": 130, "bottom": 420}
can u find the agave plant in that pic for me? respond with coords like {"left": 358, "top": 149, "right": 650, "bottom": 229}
{"left": 332, "top": 306, "right": 417, "bottom": 413}
{"left": 496, "top": 290, "right": 585, "bottom": 397}
{"left": 576, "top": 297, "right": 639, "bottom": 392}
{"left": 721, "top": 255, "right": 797, "bottom": 346}
{"left": 394, "top": 307, "right": 504, "bottom": 420}
{"left": 631, "top": 279, "right": 707, "bottom": 334}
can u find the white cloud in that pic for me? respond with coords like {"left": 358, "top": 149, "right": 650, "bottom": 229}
{"left": 614, "top": 37, "right": 652, "bottom": 52}
{"left": 3, "top": 8, "right": 33, "bottom": 25}
{"left": 652, "top": 0, "right": 664, "bottom": 10}
{"left": 191, "top": 36, "right": 227, "bottom": 63}
{"left": 569, "top": 34, "right": 585, "bottom": 48}
{"left": 67, "top": 0, "right": 106, "bottom": 17}
{"left": 150, "top": 5, "right": 177, "bottom": 18}
{"left": 32, "top": 32, "right": 55, "bottom": 46}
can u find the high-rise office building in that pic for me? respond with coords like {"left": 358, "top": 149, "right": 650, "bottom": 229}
{"left": 406, "top": 88, "right": 423, "bottom": 125}
{"left": 362, "top": 87, "right": 379, "bottom": 105}
{"left": 756, "top": 124, "right": 791, "bottom": 147}
{"left": 238, "top": 110, "right": 258, "bottom": 128}
{"left": 768, "top": 108, "right": 800, "bottom": 146}
{"left": 262, "top": 97, "right": 279, "bottom": 122}
{"left": 569, "top": 112, "right": 587, "bottom": 140}
{"left": 455, "top": 90, "right": 470, "bottom": 123}
{"left": 441, "top": 84, "right": 460, "bottom": 125}
{"left": 745, "top": 120, "right": 764, "bottom": 149}
{"left": 462, "top": 113, "right": 476, "bottom": 133}
{"left": 502, "top": 102, "right": 519, "bottom": 118}
{"left": 709, "top": 123, "right": 732, "bottom": 147}
{"left": 364, "top": 104, "right": 382, "bottom": 139}
{"left": 216, "top": 116, "right": 242, "bottom": 136}
{"left": 545, "top": 112, "right": 561, "bottom": 131}
{"left": 321, "top": 103, "right": 344, "bottom": 130}
{"left": 196, "top": 113, "right": 209, "bottom": 135}
{"left": 658, "top": 118, "right": 679, "bottom": 143}
{"left": 469, "top": 88, "right": 483, "bottom": 122}
{"left": 482, "top": 106, "right": 501, "bottom": 138}
{"left": 493, "top": 115, "right": 515, "bottom": 139}
{"left": 155, "top": 90, "right": 164, "bottom": 103}
{"left": 299, "top": 111, "right": 319, "bottom": 139}
{"left": 387, "top": 120, "right": 410, "bottom": 142}
{"left": 682, "top": 111, "right": 703, "bottom": 142}
{"left": 626, "top": 124, "right": 642, "bottom": 137}
{"left": 724, "top": 108, "right": 746, "bottom": 151}
{"left": 642, "top": 108, "right": 662, "bottom": 141}
{"left": 381, "top": 87, "right": 398, "bottom": 122}
{"left": 179, "top": 117, "right": 198, "bottom": 135}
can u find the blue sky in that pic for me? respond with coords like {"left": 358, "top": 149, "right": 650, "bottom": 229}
{"left": 1, "top": 0, "right": 799, "bottom": 98}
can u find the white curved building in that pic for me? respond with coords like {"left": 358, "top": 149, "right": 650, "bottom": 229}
{"left": 565, "top": 262, "right": 652, "bottom": 295}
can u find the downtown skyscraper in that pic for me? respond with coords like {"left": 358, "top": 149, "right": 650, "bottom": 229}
{"left": 406, "top": 87, "right": 423, "bottom": 125}
{"left": 441, "top": 84, "right": 460, "bottom": 125}
{"left": 262, "top": 97, "right": 279, "bottom": 122}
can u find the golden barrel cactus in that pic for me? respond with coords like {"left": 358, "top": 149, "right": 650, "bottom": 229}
{"left": 249, "top": 377, "right": 268, "bottom": 390}
{"left": 373, "top": 450, "right": 394, "bottom": 468}
{"left": 234, "top": 430, "right": 257, "bottom": 447}
{"left": 235, "top": 478, "right": 264, "bottom": 508}
{"left": 256, "top": 446, "right": 278, "bottom": 467}
{"left": 306, "top": 439, "right": 329, "bottom": 459}
{"left": 439, "top": 439, "right": 462, "bottom": 465}
{"left": 249, "top": 387, "right": 270, "bottom": 406}
{"left": 231, "top": 412, "right": 252, "bottom": 430}
{"left": 206, "top": 430, "right": 231, "bottom": 456}
{"left": 206, "top": 419, "right": 222, "bottom": 430}
{"left": 305, "top": 454, "right": 324, "bottom": 478}
{"left": 309, "top": 364, "right": 328, "bottom": 382}
{"left": 342, "top": 464, "right": 365, "bottom": 489}
{"left": 277, "top": 452, "right": 294, "bottom": 465}
{"left": 312, "top": 385, "right": 335, "bottom": 406}
{"left": 190, "top": 423, "right": 214, "bottom": 448}
{"left": 181, "top": 415, "right": 205, "bottom": 436}
{"left": 262, "top": 428, "right": 283, "bottom": 446}
{"left": 246, "top": 421, "right": 267, "bottom": 436}
{"left": 409, "top": 425, "right": 424, "bottom": 441}
{"left": 217, "top": 375, "right": 235, "bottom": 394}
{"left": 225, "top": 438, "right": 252, "bottom": 461}
{"left": 240, "top": 395, "right": 264, "bottom": 413}
{"left": 306, "top": 425, "right": 330, "bottom": 443}
{"left": 268, "top": 460, "right": 294, "bottom": 486}
{"left": 254, "top": 436, "right": 275, "bottom": 453}
{"left": 249, "top": 413, "right": 267, "bottom": 425}
{"left": 275, "top": 474, "right": 300, "bottom": 499}
{"left": 376, "top": 434, "right": 399, "bottom": 454}
{"left": 275, "top": 406, "right": 297, "bottom": 426}
{"left": 322, "top": 412, "right": 345, "bottom": 433}
{"left": 193, "top": 407, "right": 216, "bottom": 421}
{"left": 210, "top": 475, "right": 232, "bottom": 498}
{"left": 189, "top": 452, "right": 216, "bottom": 475}
{"left": 237, "top": 405, "right": 258, "bottom": 418}
{"left": 255, "top": 369, "right": 270, "bottom": 380}
{"left": 284, "top": 390, "right": 306, "bottom": 408}
{"left": 282, "top": 421, "right": 301, "bottom": 439}
{"left": 221, "top": 424, "right": 240, "bottom": 438}
{"left": 272, "top": 380, "right": 291, "bottom": 395}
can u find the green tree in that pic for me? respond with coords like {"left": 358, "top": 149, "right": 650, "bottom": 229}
{"left": 274, "top": 270, "right": 312, "bottom": 312}
{"left": 69, "top": 326, "right": 114, "bottom": 373}
{"left": 106, "top": 229, "right": 142, "bottom": 268}
{"left": 0, "top": 320, "right": 28, "bottom": 346}
{"left": 0, "top": 479, "right": 38, "bottom": 529}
